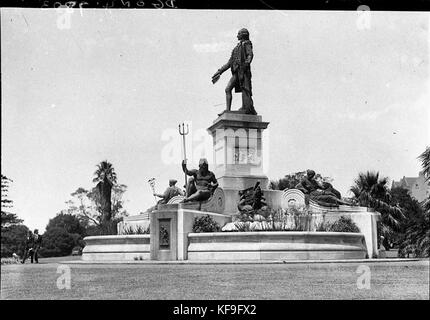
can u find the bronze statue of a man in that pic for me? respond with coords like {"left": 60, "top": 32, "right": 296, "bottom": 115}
{"left": 182, "top": 158, "right": 218, "bottom": 202}
{"left": 212, "top": 28, "right": 257, "bottom": 115}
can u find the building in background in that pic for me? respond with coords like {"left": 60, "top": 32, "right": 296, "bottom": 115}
{"left": 392, "top": 171, "right": 430, "bottom": 202}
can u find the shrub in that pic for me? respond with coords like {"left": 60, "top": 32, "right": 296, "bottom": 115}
{"left": 328, "top": 216, "right": 360, "bottom": 233}
{"left": 85, "top": 219, "right": 120, "bottom": 236}
{"left": 122, "top": 225, "right": 150, "bottom": 235}
{"left": 233, "top": 221, "right": 253, "bottom": 232}
{"left": 315, "top": 220, "right": 333, "bottom": 231}
{"left": 1, "top": 257, "right": 20, "bottom": 265}
{"left": 192, "top": 215, "right": 221, "bottom": 233}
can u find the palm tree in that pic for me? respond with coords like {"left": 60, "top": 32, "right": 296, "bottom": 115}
{"left": 403, "top": 147, "right": 430, "bottom": 257}
{"left": 350, "top": 171, "right": 404, "bottom": 245}
{"left": 93, "top": 161, "right": 117, "bottom": 224}
{"left": 418, "top": 146, "right": 430, "bottom": 179}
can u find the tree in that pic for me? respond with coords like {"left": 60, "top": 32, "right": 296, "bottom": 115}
{"left": 418, "top": 146, "right": 430, "bottom": 179}
{"left": 1, "top": 175, "right": 29, "bottom": 258}
{"left": 65, "top": 184, "right": 128, "bottom": 228}
{"left": 390, "top": 187, "right": 423, "bottom": 244}
{"left": 58, "top": 161, "right": 126, "bottom": 236}
{"left": 36, "top": 213, "right": 86, "bottom": 258}
{"left": 1, "top": 224, "right": 29, "bottom": 258}
{"left": 350, "top": 171, "right": 404, "bottom": 245}
{"left": 1, "top": 175, "right": 22, "bottom": 229}
{"left": 68, "top": 187, "right": 100, "bottom": 227}
{"left": 398, "top": 147, "right": 430, "bottom": 257}
{"left": 84, "top": 183, "right": 127, "bottom": 235}
{"left": 39, "top": 227, "right": 78, "bottom": 257}
{"left": 111, "top": 184, "right": 128, "bottom": 219}
{"left": 417, "top": 146, "right": 430, "bottom": 256}
{"left": 93, "top": 161, "right": 117, "bottom": 223}
{"left": 45, "top": 213, "right": 86, "bottom": 237}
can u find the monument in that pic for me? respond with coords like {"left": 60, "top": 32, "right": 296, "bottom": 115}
{"left": 83, "top": 28, "right": 380, "bottom": 262}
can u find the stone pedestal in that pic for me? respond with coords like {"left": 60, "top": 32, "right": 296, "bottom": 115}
{"left": 150, "top": 206, "right": 232, "bottom": 261}
{"left": 150, "top": 208, "right": 178, "bottom": 261}
{"left": 207, "top": 111, "right": 270, "bottom": 214}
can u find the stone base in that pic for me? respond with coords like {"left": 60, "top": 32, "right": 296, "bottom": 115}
{"left": 187, "top": 231, "right": 367, "bottom": 261}
{"left": 281, "top": 189, "right": 381, "bottom": 258}
{"left": 82, "top": 235, "right": 150, "bottom": 261}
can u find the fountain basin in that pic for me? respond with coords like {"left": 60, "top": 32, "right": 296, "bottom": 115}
{"left": 82, "top": 235, "right": 150, "bottom": 261}
{"left": 187, "top": 231, "right": 367, "bottom": 261}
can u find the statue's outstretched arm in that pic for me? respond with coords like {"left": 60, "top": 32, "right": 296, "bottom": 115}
{"left": 218, "top": 62, "right": 230, "bottom": 74}
{"left": 214, "top": 50, "right": 233, "bottom": 77}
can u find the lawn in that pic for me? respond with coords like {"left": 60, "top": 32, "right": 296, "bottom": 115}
{"left": 1, "top": 257, "right": 429, "bottom": 300}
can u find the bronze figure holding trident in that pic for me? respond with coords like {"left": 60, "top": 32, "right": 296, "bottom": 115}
{"left": 212, "top": 28, "right": 257, "bottom": 115}
{"left": 178, "top": 123, "right": 189, "bottom": 195}
{"left": 181, "top": 158, "right": 218, "bottom": 203}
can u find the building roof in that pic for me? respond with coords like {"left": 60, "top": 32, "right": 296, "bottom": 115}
{"left": 392, "top": 176, "right": 418, "bottom": 189}
{"left": 403, "top": 177, "right": 418, "bottom": 186}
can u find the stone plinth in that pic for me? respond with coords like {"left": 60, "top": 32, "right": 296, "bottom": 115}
{"left": 207, "top": 111, "right": 270, "bottom": 214}
{"left": 82, "top": 235, "right": 150, "bottom": 261}
{"left": 150, "top": 207, "right": 232, "bottom": 261}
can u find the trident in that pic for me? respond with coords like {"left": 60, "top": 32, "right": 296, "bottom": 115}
{"left": 178, "top": 122, "right": 189, "bottom": 195}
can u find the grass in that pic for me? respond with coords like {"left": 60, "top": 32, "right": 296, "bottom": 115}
{"left": 1, "top": 257, "right": 429, "bottom": 300}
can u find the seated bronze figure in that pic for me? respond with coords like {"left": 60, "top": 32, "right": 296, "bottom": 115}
{"left": 295, "top": 170, "right": 350, "bottom": 207}
{"left": 182, "top": 158, "right": 218, "bottom": 203}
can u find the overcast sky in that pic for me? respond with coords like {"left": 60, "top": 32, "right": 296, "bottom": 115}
{"left": 2, "top": 9, "right": 429, "bottom": 231}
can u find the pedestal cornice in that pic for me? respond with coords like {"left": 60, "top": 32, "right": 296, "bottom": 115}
{"left": 207, "top": 111, "right": 269, "bottom": 134}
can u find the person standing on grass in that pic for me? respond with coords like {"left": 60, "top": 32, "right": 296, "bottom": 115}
{"left": 32, "top": 229, "right": 42, "bottom": 263}
{"left": 21, "top": 230, "right": 34, "bottom": 264}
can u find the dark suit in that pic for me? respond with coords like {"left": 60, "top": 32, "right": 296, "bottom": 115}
{"left": 21, "top": 235, "right": 34, "bottom": 263}
{"left": 32, "top": 234, "right": 42, "bottom": 263}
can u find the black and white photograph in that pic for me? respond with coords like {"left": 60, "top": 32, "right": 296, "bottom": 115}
{"left": 1, "top": 2, "right": 429, "bottom": 304}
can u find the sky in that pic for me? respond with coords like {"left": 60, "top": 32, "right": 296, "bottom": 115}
{"left": 1, "top": 9, "right": 429, "bottom": 232}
